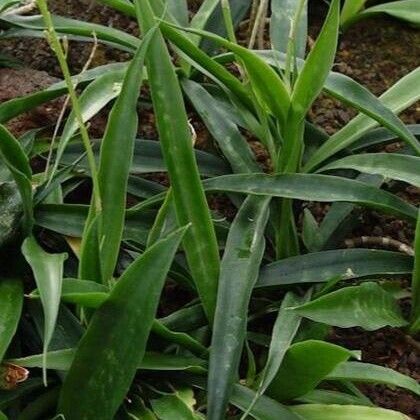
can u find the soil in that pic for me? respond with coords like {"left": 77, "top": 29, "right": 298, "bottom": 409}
{"left": 0, "top": 0, "right": 419, "bottom": 417}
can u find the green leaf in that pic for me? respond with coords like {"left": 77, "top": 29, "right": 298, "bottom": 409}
{"left": 60, "top": 139, "right": 230, "bottom": 178}
{"left": 305, "top": 67, "right": 420, "bottom": 171}
{"left": 340, "top": 0, "right": 367, "bottom": 27}
{"left": 151, "top": 388, "right": 203, "bottom": 420}
{"left": 135, "top": 0, "right": 220, "bottom": 320}
{"left": 256, "top": 292, "right": 309, "bottom": 396}
{"left": 58, "top": 227, "right": 187, "bottom": 420}
{"left": 15, "top": 387, "right": 60, "bottom": 420}
{"left": 159, "top": 22, "right": 252, "bottom": 108}
{"left": 267, "top": 340, "right": 352, "bottom": 401}
{"left": 170, "top": 23, "right": 291, "bottom": 124}
{"left": 0, "top": 125, "right": 33, "bottom": 234}
{"left": 303, "top": 174, "right": 383, "bottom": 252}
{"left": 349, "top": 124, "right": 420, "bottom": 153}
{"left": 0, "top": 278, "right": 23, "bottom": 361}
{"left": 351, "top": 0, "right": 420, "bottom": 28}
{"left": 327, "top": 362, "right": 420, "bottom": 396}
{"left": 0, "top": 183, "right": 23, "bottom": 247}
{"left": 35, "top": 204, "right": 154, "bottom": 244}
{"left": 0, "top": 63, "right": 127, "bottom": 124}
{"left": 96, "top": 28, "right": 154, "bottom": 283}
{"left": 207, "top": 196, "right": 270, "bottom": 419}
{"left": 410, "top": 209, "right": 420, "bottom": 333}
{"left": 230, "top": 384, "right": 301, "bottom": 420}
{"left": 52, "top": 68, "right": 126, "bottom": 177}
{"left": 258, "top": 249, "right": 413, "bottom": 287}
{"left": 11, "top": 348, "right": 207, "bottom": 373}
{"left": 182, "top": 79, "right": 260, "bottom": 174}
{"left": 292, "top": 282, "right": 408, "bottom": 331}
{"left": 21, "top": 236, "right": 66, "bottom": 383}
{"left": 318, "top": 153, "right": 420, "bottom": 187}
{"left": 203, "top": 173, "right": 417, "bottom": 221}
{"left": 291, "top": 0, "right": 339, "bottom": 117}
{"left": 0, "top": 14, "right": 139, "bottom": 51}
{"left": 270, "top": 0, "right": 307, "bottom": 57}
{"left": 297, "top": 389, "right": 373, "bottom": 406}
{"left": 292, "top": 404, "right": 411, "bottom": 420}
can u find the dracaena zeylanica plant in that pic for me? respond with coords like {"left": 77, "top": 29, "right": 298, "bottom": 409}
{"left": 0, "top": 0, "right": 419, "bottom": 419}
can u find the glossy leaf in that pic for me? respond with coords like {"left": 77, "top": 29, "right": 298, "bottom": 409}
{"left": 0, "top": 125, "right": 33, "bottom": 234}
{"left": 291, "top": 0, "right": 339, "bottom": 117}
{"left": 171, "top": 23, "right": 291, "bottom": 124}
{"left": 411, "top": 209, "right": 420, "bottom": 332}
{"left": 318, "top": 153, "right": 420, "bottom": 187}
{"left": 270, "top": 0, "right": 307, "bottom": 57}
{"left": 350, "top": 0, "right": 420, "bottom": 28}
{"left": 305, "top": 67, "right": 420, "bottom": 171}
{"left": 0, "top": 14, "right": 139, "bottom": 51}
{"left": 258, "top": 249, "right": 412, "bottom": 287}
{"left": 11, "top": 349, "right": 207, "bottom": 374}
{"left": 60, "top": 139, "right": 230, "bottom": 178}
{"left": 135, "top": 0, "right": 220, "bottom": 320}
{"left": 207, "top": 196, "right": 270, "bottom": 419}
{"left": 58, "top": 227, "right": 187, "bottom": 419}
{"left": 327, "top": 362, "right": 420, "bottom": 396}
{"left": 230, "top": 386, "right": 300, "bottom": 419}
{"left": 22, "top": 237, "right": 66, "bottom": 382}
{"left": 203, "top": 173, "right": 417, "bottom": 221}
{"left": 0, "top": 63, "right": 127, "bottom": 124}
{"left": 340, "top": 0, "right": 367, "bottom": 27}
{"left": 292, "top": 282, "right": 408, "bottom": 331}
{"left": 52, "top": 68, "right": 126, "bottom": 176}
{"left": 292, "top": 404, "right": 410, "bottom": 420}
{"left": 96, "top": 28, "right": 154, "bottom": 283}
{"left": 151, "top": 388, "right": 203, "bottom": 420}
{"left": 349, "top": 124, "right": 420, "bottom": 153}
{"left": 0, "top": 279, "right": 23, "bottom": 361}
{"left": 256, "top": 292, "right": 309, "bottom": 396}
{"left": 267, "top": 340, "right": 352, "bottom": 401}
{"left": 182, "top": 79, "right": 259, "bottom": 174}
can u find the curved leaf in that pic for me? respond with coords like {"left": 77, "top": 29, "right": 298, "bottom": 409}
{"left": 327, "top": 362, "right": 420, "bottom": 396}
{"left": 304, "top": 67, "right": 420, "bottom": 171}
{"left": 353, "top": 0, "right": 420, "bottom": 28}
{"left": 0, "top": 278, "right": 23, "bottom": 361}
{"left": 292, "top": 404, "right": 411, "bottom": 420}
{"left": 258, "top": 249, "right": 413, "bottom": 287}
{"left": 292, "top": 282, "right": 408, "bottom": 331}
{"left": 0, "top": 14, "right": 139, "bottom": 50}
{"left": 52, "top": 68, "right": 126, "bottom": 176}
{"left": 96, "top": 28, "right": 154, "bottom": 283}
{"left": 135, "top": 0, "right": 220, "bottom": 320}
{"left": 270, "top": 0, "right": 307, "bottom": 58}
{"left": 208, "top": 196, "right": 270, "bottom": 419}
{"left": 318, "top": 153, "right": 420, "bottom": 187}
{"left": 0, "top": 63, "right": 127, "bottom": 124}
{"left": 22, "top": 236, "right": 66, "bottom": 383}
{"left": 203, "top": 173, "right": 417, "bottom": 221}
{"left": 291, "top": 0, "right": 339, "bottom": 117}
{"left": 0, "top": 125, "right": 33, "bottom": 234}
{"left": 267, "top": 340, "right": 352, "bottom": 401}
{"left": 182, "top": 79, "right": 259, "bottom": 174}
{"left": 58, "top": 227, "right": 187, "bottom": 420}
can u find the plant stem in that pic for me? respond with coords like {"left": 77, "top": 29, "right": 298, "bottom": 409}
{"left": 36, "top": 0, "right": 102, "bottom": 213}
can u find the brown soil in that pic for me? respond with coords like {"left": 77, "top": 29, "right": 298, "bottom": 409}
{"left": 0, "top": 1, "right": 418, "bottom": 416}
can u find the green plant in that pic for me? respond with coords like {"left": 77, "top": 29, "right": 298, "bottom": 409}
{"left": 0, "top": 0, "right": 419, "bottom": 419}
{"left": 340, "top": 0, "right": 420, "bottom": 30}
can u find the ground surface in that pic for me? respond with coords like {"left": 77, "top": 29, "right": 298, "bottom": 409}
{"left": 0, "top": 0, "right": 419, "bottom": 416}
